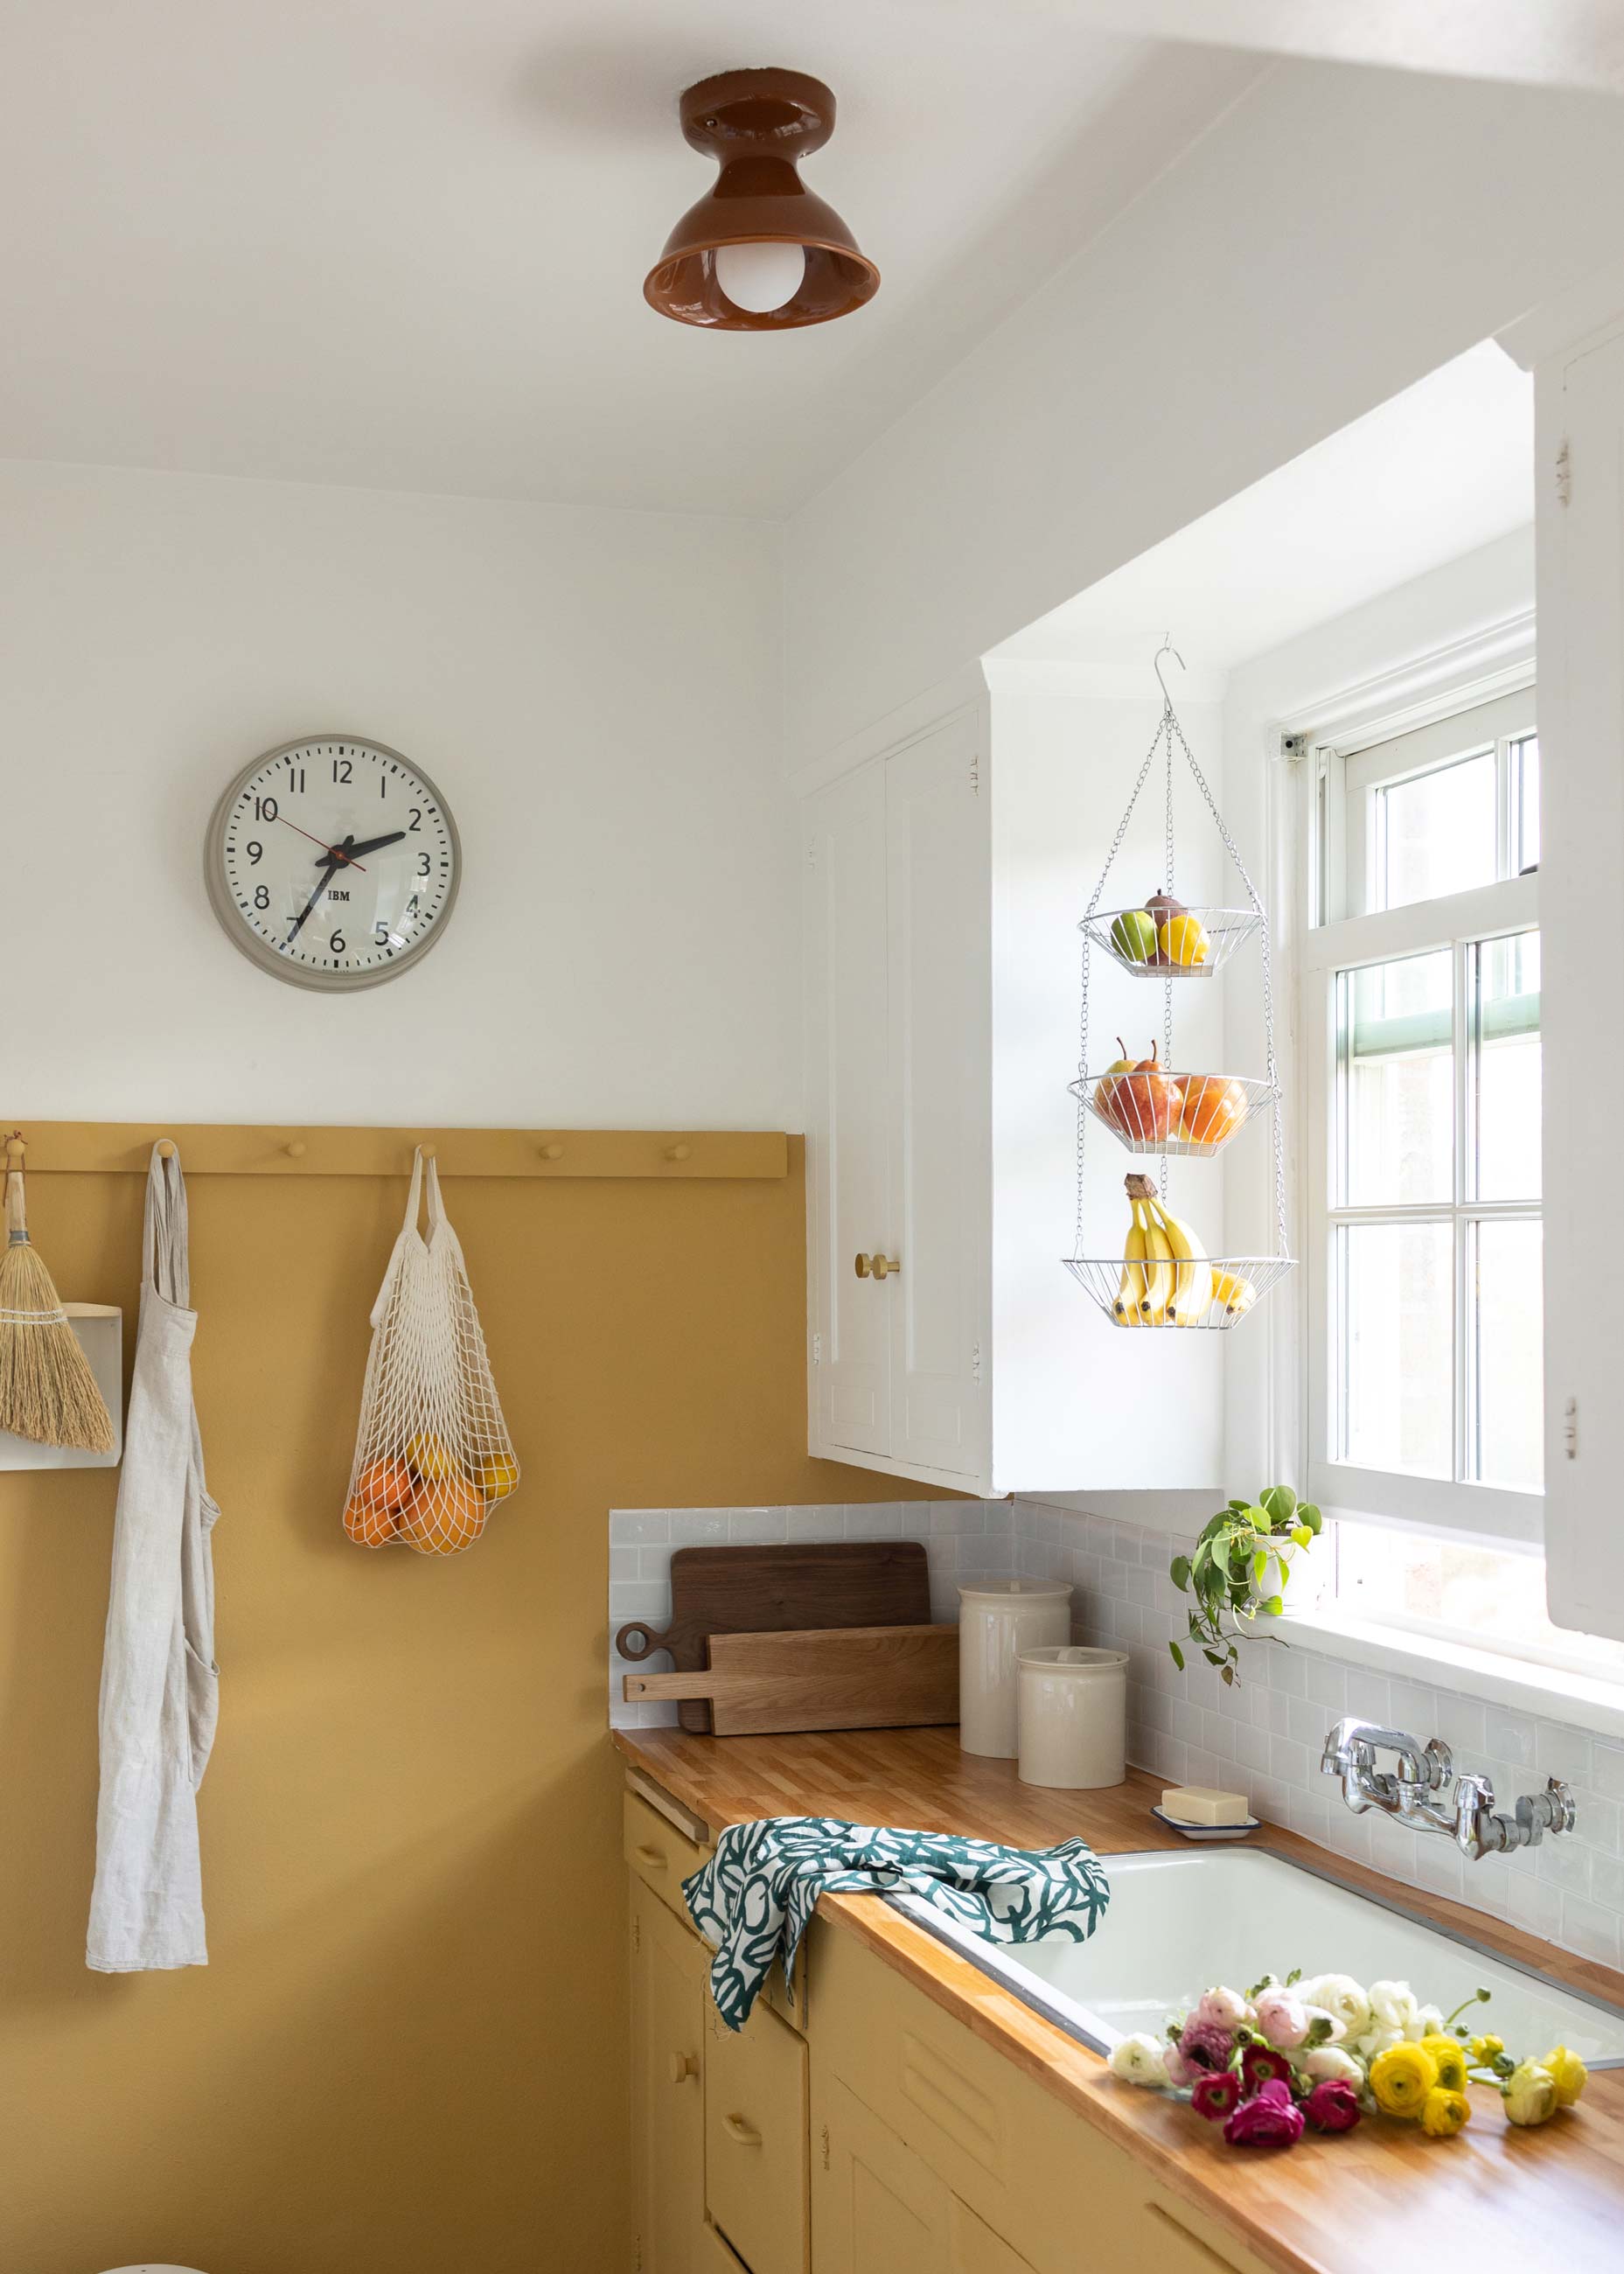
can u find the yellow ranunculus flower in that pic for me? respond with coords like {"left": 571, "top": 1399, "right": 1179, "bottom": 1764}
{"left": 1420, "top": 2086, "right": 1471, "bottom": 2138}
{"left": 1420, "top": 2035, "right": 1469, "bottom": 2093}
{"left": 1542, "top": 2046, "right": 1588, "bottom": 2108}
{"left": 1370, "top": 2041, "right": 1439, "bottom": 2118}
{"left": 1469, "top": 2033, "right": 1503, "bottom": 2062}
{"left": 1504, "top": 2061, "right": 1559, "bottom": 2127}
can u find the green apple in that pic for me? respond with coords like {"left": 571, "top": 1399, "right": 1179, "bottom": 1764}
{"left": 1109, "top": 908, "right": 1158, "bottom": 962}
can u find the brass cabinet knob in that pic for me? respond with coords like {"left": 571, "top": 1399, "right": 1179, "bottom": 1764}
{"left": 854, "top": 1252, "right": 872, "bottom": 1279}
{"left": 854, "top": 1252, "right": 901, "bottom": 1280}
{"left": 668, "top": 2050, "right": 698, "bottom": 2085}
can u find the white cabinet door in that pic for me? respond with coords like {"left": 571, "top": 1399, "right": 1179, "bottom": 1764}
{"left": 1542, "top": 324, "right": 1624, "bottom": 1639}
{"left": 885, "top": 714, "right": 991, "bottom": 1479}
{"left": 805, "top": 761, "right": 892, "bottom": 1457}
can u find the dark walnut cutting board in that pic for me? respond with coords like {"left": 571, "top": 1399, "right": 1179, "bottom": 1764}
{"left": 622, "top": 1623, "right": 958, "bottom": 1736}
{"left": 614, "top": 1539, "right": 930, "bottom": 1733}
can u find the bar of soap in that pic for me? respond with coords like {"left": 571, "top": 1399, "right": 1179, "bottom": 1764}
{"left": 1162, "top": 1784, "right": 1250, "bottom": 1827}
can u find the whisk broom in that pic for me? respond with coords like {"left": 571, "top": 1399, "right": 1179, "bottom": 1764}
{"left": 0, "top": 1134, "right": 115, "bottom": 1451}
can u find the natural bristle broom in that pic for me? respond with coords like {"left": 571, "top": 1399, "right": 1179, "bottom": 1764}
{"left": 0, "top": 1134, "right": 115, "bottom": 1452}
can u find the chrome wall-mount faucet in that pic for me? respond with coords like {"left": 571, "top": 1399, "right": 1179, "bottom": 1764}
{"left": 1320, "top": 1719, "right": 1577, "bottom": 1861}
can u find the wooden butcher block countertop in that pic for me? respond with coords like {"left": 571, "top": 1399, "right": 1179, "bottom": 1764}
{"left": 612, "top": 1722, "right": 1624, "bottom": 2274}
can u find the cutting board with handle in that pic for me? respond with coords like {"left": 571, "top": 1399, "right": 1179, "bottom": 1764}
{"left": 615, "top": 1539, "right": 931, "bottom": 1733}
{"left": 622, "top": 1623, "right": 958, "bottom": 1736}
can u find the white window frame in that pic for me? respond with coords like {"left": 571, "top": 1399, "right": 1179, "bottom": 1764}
{"left": 1299, "top": 676, "right": 1541, "bottom": 1547}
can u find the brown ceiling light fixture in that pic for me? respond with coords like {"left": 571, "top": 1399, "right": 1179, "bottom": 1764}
{"left": 644, "top": 68, "right": 879, "bottom": 331}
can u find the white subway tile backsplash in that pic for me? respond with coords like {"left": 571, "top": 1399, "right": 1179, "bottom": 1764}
{"left": 1011, "top": 1496, "right": 1624, "bottom": 1979}
{"left": 728, "top": 1508, "right": 787, "bottom": 1544}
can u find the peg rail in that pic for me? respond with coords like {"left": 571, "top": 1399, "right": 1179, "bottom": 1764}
{"left": 0, "top": 1122, "right": 788, "bottom": 1182}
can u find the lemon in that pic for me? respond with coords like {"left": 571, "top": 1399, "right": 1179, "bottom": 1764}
{"left": 405, "top": 1431, "right": 457, "bottom": 1481}
{"left": 1158, "top": 913, "right": 1210, "bottom": 967}
{"left": 475, "top": 1454, "right": 520, "bottom": 1503}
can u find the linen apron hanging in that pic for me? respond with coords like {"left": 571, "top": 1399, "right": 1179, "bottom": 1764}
{"left": 87, "top": 1144, "right": 220, "bottom": 1972}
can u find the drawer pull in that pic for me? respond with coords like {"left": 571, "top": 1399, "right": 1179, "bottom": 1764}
{"left": 669, "top": 2050, "right": 699, "bottom": 2085}
{"left": 633, "top": 1844, "right": 667, "bottom": 1870}
{"left": 722, "top": 2114, "right": 763, "bottom": 2148}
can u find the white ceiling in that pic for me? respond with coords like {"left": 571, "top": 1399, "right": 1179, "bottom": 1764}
{"left": 0, "top": 3, "right": 1260, "bottom": 518}
{"left": 992, "top": 341, "right": 1534, "bottom": 675}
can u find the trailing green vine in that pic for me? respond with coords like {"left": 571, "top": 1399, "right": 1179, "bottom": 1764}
{"left": 1168, "top": 1486, "right": 1321, "bottom": 1685}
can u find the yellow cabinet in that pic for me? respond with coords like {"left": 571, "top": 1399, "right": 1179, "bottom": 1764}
{"left": 705, "top": 1994, "right": 810, "bottom": 2274}
{"left": 630, "top": 1876, "right": 710, "bottom": 2274}
{"left": 812, "top": 2072, "right": 1035, "bottom": 2274}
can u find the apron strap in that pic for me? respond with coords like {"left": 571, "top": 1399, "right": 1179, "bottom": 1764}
{"left": 143, "top": 1143, "right": 190, "bottom": 1308}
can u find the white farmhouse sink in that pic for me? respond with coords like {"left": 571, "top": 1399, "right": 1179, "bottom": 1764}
{"left": 890, "top": 1846, "right": 1624, "bottom": 2068}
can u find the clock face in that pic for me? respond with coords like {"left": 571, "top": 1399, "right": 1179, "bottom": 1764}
{"left": 204, "top": 736, "right": 461, "bottom": 991}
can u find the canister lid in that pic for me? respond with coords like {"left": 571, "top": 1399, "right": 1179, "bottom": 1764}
{"left": 957, "top": 1577, "right": 1073, "bottom": 1602}
{"left": 1017, "top": 1644, "right": 1129, "bottom": 1673}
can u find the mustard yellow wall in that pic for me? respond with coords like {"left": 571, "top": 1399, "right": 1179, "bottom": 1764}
{"left": 0, "top": 1139, "right": 912, "bottom": 2274}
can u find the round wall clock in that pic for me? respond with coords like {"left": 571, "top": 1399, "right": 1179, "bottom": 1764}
{"left": 204, "top": 736, "right": 461, "bottom": 992}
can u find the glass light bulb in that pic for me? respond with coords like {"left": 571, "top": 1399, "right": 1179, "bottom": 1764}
{"left": 714, "top": 240, "right": 807, "bottom": 316}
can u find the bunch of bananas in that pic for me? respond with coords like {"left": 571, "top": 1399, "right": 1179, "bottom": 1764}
{"left": 1112, "top": 1173, "right": 1254, "bottom": 1327}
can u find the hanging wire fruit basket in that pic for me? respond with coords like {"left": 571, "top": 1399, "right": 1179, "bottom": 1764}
{"left": 1070, "top": 1064, "right": 1276, "bottom": 1158}
{"left": 1082, "top": 903, "right": 1261, "bottom": 979}
{"left": 1063, "top": 645, "right": 1294, "bottom": 1330}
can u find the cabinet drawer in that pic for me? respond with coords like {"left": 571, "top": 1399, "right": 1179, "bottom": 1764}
{"left": 706, "top": 1998, "right": 809, "bottom": 2274}
{"left": 624, "top": 1791, "right": 711, "bottom": 1926}
{"left": 1138, "top": 2200, "right": 1254, "bottom": 2274}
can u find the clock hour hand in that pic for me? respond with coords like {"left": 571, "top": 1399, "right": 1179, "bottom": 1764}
{"left": 288, "top": 854, "right": 341, "bottom": 943}
{"left": 320, "top": 828, "right": 405, "bottom": 865}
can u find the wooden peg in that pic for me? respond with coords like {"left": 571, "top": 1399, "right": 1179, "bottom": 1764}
{"left": 539, "top": 1143, "right": 564, "bottom": 1161}
{"left": 285, "top": 1141, "right": 308, "bottom": 1159}
{"left": 4, "top": 1134, "right": 25, "bottom": 1169}
{"left": 157, "top": 1140, "right": 178, "bottom": 1159}
{"left": 666, "top": 1143, "right": 692, "bottom": 1163}
{"left": 418, "top": 1143, "right": 436, "bottom": 1161}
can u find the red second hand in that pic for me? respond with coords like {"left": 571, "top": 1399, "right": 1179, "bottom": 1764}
{"left": 275, "top": 814, "right": 367, "bottom": 871}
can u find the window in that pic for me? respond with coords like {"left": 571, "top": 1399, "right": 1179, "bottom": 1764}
{"left": 1302, "top": 687, "right": 1542, "bottom": 1545}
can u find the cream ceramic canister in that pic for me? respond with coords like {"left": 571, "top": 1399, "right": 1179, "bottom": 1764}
{"left": 1016, "top": 1645, "right": 1129, "bottom": 1790}
{"left": 956, "top": 1579, "right": 1073, "bottom": 1757}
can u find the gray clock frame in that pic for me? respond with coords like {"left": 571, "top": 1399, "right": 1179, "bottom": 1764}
{"left": 203, "top": 734, "right": 463, "bottom": 994}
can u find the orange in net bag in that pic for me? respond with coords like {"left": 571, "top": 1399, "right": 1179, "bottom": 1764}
{"left": 342, "top": 1148, "right": 519, "bottom": 1554}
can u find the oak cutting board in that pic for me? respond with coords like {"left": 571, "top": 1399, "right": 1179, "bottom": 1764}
{"left": 621, "top": 1623, "right": 958, "bottom": 1736}
{"left": 614, "top": 1539, "right": 930, "bottom": 1733}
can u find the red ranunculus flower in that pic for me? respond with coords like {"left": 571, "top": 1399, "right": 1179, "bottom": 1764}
{"left": 1240, "top": 2042, "right": 1295, "bottom": 2094}
{"left": 1191, "top": 2070, "right": 1244, "bottom": 2123}
{"left": 1223, "top": 2078, "right": 1306, "bottom": 2148}
{"left": 1301, "top": 2079, "right": 1363, "bottom": 2134}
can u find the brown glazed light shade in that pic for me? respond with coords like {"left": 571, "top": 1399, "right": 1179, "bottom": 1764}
{"left": 644, "top": 68, "right": 880, "bottom": 331}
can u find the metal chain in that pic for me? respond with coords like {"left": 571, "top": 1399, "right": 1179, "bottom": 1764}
{"left": 1164, "top": 706, "right": 1292, "bottom": 1259}
{"left": 1160, "top": 712, "right": 1174, "bottom": 1202}
{"left": 1075, "top": 713, "right": 1169, "bottom": 1259}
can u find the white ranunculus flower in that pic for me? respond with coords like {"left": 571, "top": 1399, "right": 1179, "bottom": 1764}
{"left": 1297, "top": 1973, "right": 1371, "bottom": 2040}
{"left": 1353, "top": 2026, "right": 1404, "bottom": 2060}
{"left": 1413, "top": 2003, "right": 1445, "bottom": 2041}
{"left": 1302, "top": 2045, "right": 1364, "bottom": 2085}
{"left": 1366, "top": 1980, "right": 1420, "bottom": 2036}
{"left": 1109, "top": 2033, "right": 1171, "bottom": 2089}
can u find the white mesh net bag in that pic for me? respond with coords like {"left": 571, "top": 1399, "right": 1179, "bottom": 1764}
{"left": 343, "top": 1148, "right": 519, "bottom": 1554}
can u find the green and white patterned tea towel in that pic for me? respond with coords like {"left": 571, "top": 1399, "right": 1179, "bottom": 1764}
{"left": 683, "top": 1816, "right": 1111, "bottom": 2031}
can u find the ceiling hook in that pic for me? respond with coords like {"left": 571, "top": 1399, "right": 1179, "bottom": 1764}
{"left": 1153, "top": 637, "right": 1185, "bottom": 712}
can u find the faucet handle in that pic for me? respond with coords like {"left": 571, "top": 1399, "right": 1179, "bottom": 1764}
{"left": 1518, "top": 1779, "right": 1577, "bottom": 1842}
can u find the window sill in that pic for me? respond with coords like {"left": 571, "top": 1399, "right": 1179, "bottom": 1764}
{"left": 1278, "top": 1602, "right": 1624, "bottom": 1742}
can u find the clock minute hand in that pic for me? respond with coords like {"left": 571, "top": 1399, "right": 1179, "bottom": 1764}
{"left": 288, "top": 854, "right": 341, "bottom": 943}
{"left": 321, "top": 828, "right": 405, "bottom": 865}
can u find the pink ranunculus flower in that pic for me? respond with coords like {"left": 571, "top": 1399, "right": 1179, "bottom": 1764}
{"left": 1253, "top": 1987, "right": 1310, "bottom": 2049}
{"left": 1240, "top": 2042, "right": 1295, "bottom": 2094}
{"left": 1301, "top": 2078, "right": 1363, "bottom": 2134}
{"left": 1195, "top": 1986, "right": 1253, "bottom": 2031}
{"left": 1163, "top": 2042, "right": 1197, "bottom": 2089}
{"left": 1223, "top": 2078, "right": 1305, "bottom": 2147}
{"left": 1179, "top": 2019, "right": 1237, "bottom": 2072}
{"left": 1191, "top": 2069, "right": 1244, "bottom": 2123}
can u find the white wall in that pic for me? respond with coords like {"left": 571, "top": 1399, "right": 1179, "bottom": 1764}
{"left": 1, "top": 459, "right": 791, "bottom": 1128}
{"left": 783, "top": 60, "right": 1624, "bottom": 768}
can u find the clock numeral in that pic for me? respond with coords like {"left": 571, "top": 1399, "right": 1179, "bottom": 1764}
{"left": 406, "top": 895, "right": 421, "bottom": 916}
{"left": 253, "top": 794, "right": 279, "bottom": 822}
{"left": 254, "top": 885, "right": 270, "bottom": 910}
{"left": 332, "top": 757, "right": 352, "bottom": 785}
{"left": 408, "top": 807, "right": 422, "bottom": 832}
{"left": 330, "top": 930, "right": 346, "bottom": 956}
{"left": 246, "top": 840, "right": 263, "bottom": 865}
{"left": 374, "top": 920, "right": 390, "bottom": 945}
{"left": 417, "top": 852, "right": 431, "bottom": 875}
{"left": 286, "top": 765, "right": 306, "bottom": 792}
